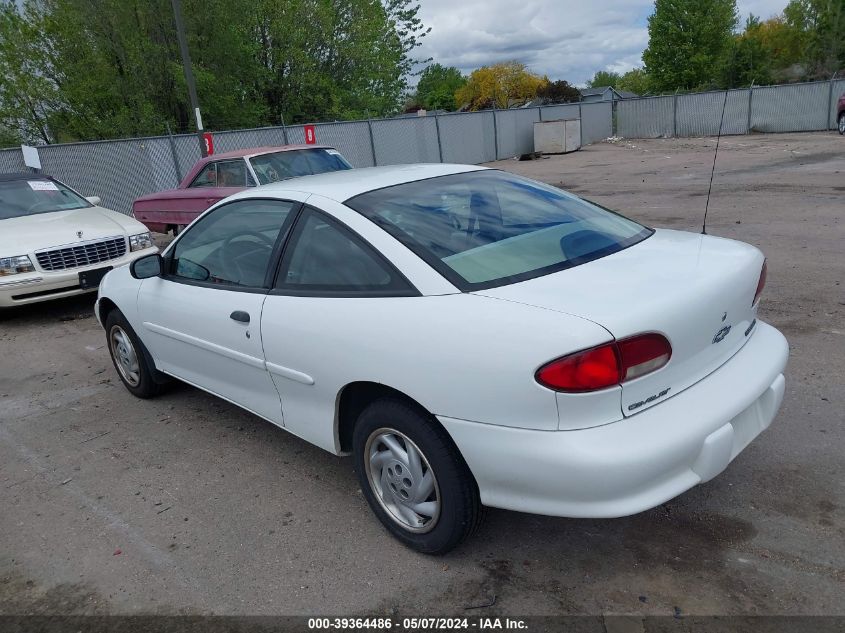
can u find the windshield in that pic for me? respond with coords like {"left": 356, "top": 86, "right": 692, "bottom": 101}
{"left": 346, "top": 170, "right": 653, "bottom": 290}
{"left": 0, "top": 178, "right": 90, "bottom": 220}
{"left": 249, "top": 149, "right": 352, "bottom": 185}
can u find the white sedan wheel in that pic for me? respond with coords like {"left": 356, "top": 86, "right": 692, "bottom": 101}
{"left": 364, "top": 428, "right": 441, "bottom": 533}
{"left": 110, "top": 324, "right": 141, "bottom": 387}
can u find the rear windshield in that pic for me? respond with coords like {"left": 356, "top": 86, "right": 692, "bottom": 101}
{"left": 249, "top": 149, "right": 352, "bottom": 185}
{"left": 346, "top": 170, "right": 652, "bottom": 290}
{"left": 0, "top": 178, "right": 90, "bottom": 220}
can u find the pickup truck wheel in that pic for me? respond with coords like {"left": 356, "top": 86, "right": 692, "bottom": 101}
{"left": 353, "top": 398, "right": 482, "bottom": 554}
{"left": 105, "top": 309, "right": 162, "bottom": 398}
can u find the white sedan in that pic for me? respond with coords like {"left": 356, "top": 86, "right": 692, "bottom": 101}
{"left": 0, "top": 173, "right": 158, "bottom": 307}
{"left": 95, "top": 164, "right": 788, "bottom": 554}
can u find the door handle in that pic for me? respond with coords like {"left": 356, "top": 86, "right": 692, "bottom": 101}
{"left": 230, "top": 310, "right": 250, "bottom": 323}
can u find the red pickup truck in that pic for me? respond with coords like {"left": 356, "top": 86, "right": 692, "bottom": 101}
{"left": 132, "top": 145, "right": 352, "bottom": 234}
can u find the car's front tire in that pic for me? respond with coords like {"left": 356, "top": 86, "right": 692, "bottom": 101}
{"left": 105, "top": 309, "right": 163, "bottom": 399}
{"left": 353, "top": 398, "right": 483, "bottom": 554}
{"left": 839, "top": 113, "right": 845, "bottom": 135}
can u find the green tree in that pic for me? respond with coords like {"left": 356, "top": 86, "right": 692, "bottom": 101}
{"left": 783, "top": 0, "right": 844, "bottom": 77}
{"left": 0, "top": 2, "right": 60, "bottom": 143}
{"left": 618, "top": 68, "right": 651, "bottom": 94}
{"left": 752, "top": 15, "right": 806, "bottom": 75}
{"left": 384, "top": 0, "right": 432, "bottom": 89}
{"left": 0, "top": 126, "right": 19, "bottom": 147}
{"left": 723, "top": 15, "right": 775, "bottom": 87}
{"left": 642, "top": 0, "right": 738, "bottom": 91}
{"left": 253, "top": 0, "right": 418, "bottom": 122}
{"left": 587, "top": 70, "right": 621, "bottom": 88}
{"left": 415, "top": 63, "right": 465, "bottom": 110}
{"left": 0, "top": 0, "right": 428, "bottom": 142}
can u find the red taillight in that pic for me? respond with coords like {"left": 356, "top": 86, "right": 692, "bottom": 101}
{"left": 618, "top": 333, "right": 672, "bottom": 381}
{"left": 536, "top": 333, "right": 671, "bottom": 392}
{"left": 535, "top": 343, "right": 621, "bottom": 392}
{"left": 753, "top": 260, "right": 767, "bottom": 305}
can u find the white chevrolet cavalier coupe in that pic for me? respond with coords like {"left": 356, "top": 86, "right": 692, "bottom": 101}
{"left": 0, "top": 173, "right": 158, "bottom": 307}
{"left": 96, "top": 164, "right": 788, "bottom": 553}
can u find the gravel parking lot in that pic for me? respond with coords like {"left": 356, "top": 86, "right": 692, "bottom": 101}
{"left": 1, "top": 131, "right": 843, "bottom": 617}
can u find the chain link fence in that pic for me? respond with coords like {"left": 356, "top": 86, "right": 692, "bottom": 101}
{"left": 617, "top": 78, "right": 844, "bottom": 139}
{"left": 0, "top": 147, "right": 27, "bottom": 173}
{"left": 2, "top": 77, "right": 843, "bottom": 215}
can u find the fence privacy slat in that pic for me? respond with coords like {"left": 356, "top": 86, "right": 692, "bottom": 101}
{"left": 2, "top": 78, "right": 840, "bottom": 215}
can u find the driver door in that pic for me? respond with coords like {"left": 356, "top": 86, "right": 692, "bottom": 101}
{"left": 137, "top": 198, "right": 299, "bottom": 425}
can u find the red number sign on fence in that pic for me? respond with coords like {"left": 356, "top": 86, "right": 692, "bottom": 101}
{"left": 304, "top": 125, "right": 316, "bottom": 145}
{"left": 203, "top": 132, "right": 214, "bottom": 155}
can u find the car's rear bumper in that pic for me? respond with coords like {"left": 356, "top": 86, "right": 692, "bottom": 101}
{"left": 0, "top": 247, "right": 157, "bottom": 308}
{"left": 438, "top": 320, "right": 788, "bottom": 518}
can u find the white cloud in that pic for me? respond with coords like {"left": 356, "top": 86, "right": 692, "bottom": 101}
{"left": 413, "top": 0, "right": 787, "bottom": 85}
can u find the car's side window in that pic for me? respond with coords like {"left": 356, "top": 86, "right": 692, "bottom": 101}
{"left": 189, "top": 163, "right": 217, "bottom": 188}
{"left": 275, "top": 208, "right": 415, "bottom": 296}
{"left": 170, "top": 199, "right": 297, "bottom": 289}
{"left": 216, "top": 160, "right": 249, "bottom": 187}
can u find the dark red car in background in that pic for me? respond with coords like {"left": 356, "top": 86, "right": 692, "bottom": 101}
{"left": 132, "top": 145, "right": 352, "bottom": 234}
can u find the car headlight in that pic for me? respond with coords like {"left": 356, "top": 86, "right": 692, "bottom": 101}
{"left": 0, "top": 255, "right": 36, "bottom": 276}
{"left": 129, "top": 232, "right": 154, "bottom": 252}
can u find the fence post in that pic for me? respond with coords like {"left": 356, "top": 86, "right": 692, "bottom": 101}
{"left": 578, "top": 102, "right": 583, "bottom": 146}
{"left": 279, "top": 113, "right": 289, "bottom": 145}
{"left": 492, "top": 106, "right": 499, "bottom": 160}
{"left": 610, "top": 92, "right": 618, "bottom": 137}
{"left": 165, "top": 123, "right": 183, "bottom": 183}
{"left": 366, "top": 117, "right": 378, "bottom": 166}
{"left": 434, "top": 114, "right": 443, "bottom": 163}
{"left": 538, "top": 106, "right": 543, "bottom": 122}
{"left": 827, "top": 73, "right": 837, "bottom": 131}
{"left": 673, "top": 91, "right": 678, "bottom": 138}
{"left": 746, "top": 83, "right": 754, "bottom": 134}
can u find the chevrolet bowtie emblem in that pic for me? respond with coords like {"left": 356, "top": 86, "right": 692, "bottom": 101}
{"left": 713, "top": 325, "right": 732, "bottom": 344}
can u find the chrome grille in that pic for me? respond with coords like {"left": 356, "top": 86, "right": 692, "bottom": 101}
{"left": 35, "top": 236, "right": 127, "bottom": 271}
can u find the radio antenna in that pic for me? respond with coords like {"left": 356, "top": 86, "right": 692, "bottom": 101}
{"left": 702, "top": 88, "right": 730, "bottom": 235}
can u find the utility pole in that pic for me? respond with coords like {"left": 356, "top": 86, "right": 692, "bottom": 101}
{"left": 171, "top": 0, "right": 207, "bottom": 157}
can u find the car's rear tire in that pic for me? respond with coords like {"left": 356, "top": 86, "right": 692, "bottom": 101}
{"left": 105, "top": 309, "right": 163, "bottom": 399}
{"left": 352, "top": 398, "right": 483, "bottom": 554}
{"left": 838, "top": 113, "right": 845, "bottom": 135}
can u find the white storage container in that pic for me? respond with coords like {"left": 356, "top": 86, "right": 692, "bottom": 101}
{"left": 533, "top": 119, "right": 582, "bottom": 154}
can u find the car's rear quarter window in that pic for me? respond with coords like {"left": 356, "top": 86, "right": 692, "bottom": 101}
{"left": 345, "top": 170, "right": 652, "bottom": 290}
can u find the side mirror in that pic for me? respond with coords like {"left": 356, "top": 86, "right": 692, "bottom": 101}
{"left": 85, "top": 196, "right": 101, "bottom": 206}
{"left": 130, "top": 253, "right": 162, "bottom": 279}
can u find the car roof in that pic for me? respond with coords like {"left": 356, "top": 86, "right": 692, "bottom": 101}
{"left": 244, "top": 163, "right": 490, "bottom": 203}
{"left": 197, "top": 145, "right": 333, "bottom": 162}
{"left": 0, "top": 172, "right": 55, "bottom": 182}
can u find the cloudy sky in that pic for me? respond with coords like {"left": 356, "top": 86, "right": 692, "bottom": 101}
{"left": 413, "top": 0, "right": 787, "bottom": 85}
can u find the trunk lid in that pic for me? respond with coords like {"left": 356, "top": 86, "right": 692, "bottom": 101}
{"left": 475, "top": 229, "right": 764, "bottom": 415}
